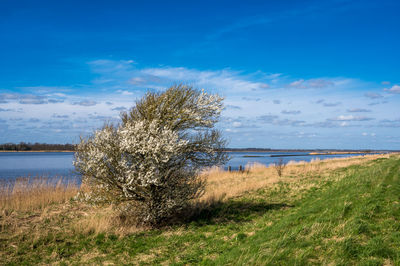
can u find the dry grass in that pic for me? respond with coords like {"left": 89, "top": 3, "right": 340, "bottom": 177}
{"left": 0, "top": 178, "right": 82, "bottom": 249}
{"left": 198, "top": 153, "right": 394, "bottom": 205}
{"left": 0, "top": 176, "right": 79, "bottom": 212}
{"left": 70, "top": 203, "right": 143, "bottom": 236}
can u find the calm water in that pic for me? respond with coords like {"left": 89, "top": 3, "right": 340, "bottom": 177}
{"left": 225, "top": 151, "right": 369, "bottom": 170}
{"left": 0, "top": 152, "right": 77, "bottom": 181}
{"left": 0, "top": 151, "right": 370, "bottom": 181}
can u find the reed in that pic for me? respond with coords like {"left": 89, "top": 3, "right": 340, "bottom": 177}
{"left": 0, "top": 176, "right": 79, "bottom": 212}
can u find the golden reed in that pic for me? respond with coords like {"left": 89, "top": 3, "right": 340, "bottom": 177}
{"left": 0, "top": 176, "right": 79, "bottom": 212}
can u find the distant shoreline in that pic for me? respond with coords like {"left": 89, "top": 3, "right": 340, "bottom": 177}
{"left": 0, "top": 150, "right": 75, "bottom": 153}
{"left": 224, "top": 149, "right": 394, "bottom": 153}
{"left": 0, "top": 150, "right": 395, "bottom": 154}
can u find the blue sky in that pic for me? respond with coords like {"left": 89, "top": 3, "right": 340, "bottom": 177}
{"left": 0, "top": 0, "right": 399, "bottom": 149}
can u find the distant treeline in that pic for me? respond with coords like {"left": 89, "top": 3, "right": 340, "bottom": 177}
{"left": 0, "top": 142, "right": 76, "bottom": 151}
{"left": 0, "top": 143, "right": 395, "bottom": 153}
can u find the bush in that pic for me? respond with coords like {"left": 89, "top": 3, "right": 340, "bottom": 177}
{"left": 74, "top": 85, "right": 228, "bottom": 226}
{"left": 274, "top": 158, "right": 286, "bottom": 177}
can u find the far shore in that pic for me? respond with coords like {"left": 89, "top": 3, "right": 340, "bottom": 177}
{"left": 0, "top": 150, "right": 395, "bottom": 156}
{"left": 224, "top": 150, "right": 392, "bottom": 154}
{"left": 0, "top": 150, "right": 75, "bottom": 153}
{"left": 308, "top": 151, "right": 370, "bottom": 155}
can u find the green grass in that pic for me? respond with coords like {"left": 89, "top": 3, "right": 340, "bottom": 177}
{"left": 1, "top": 155, "right": 400, "bottom": 265}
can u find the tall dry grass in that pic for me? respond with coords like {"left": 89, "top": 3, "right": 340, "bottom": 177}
{"left": 0, "top": 176, "right": 79, "bottom": 212}
{"left": 198, "top": 153, "right": 394, "bottom": 205}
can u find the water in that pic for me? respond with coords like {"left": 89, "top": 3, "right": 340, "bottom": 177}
{"left": 0, "top": 151, "right": 370, "bottom": 181}
{"left": 225, "top": 151, "right": 369, "bottom": 170}
{"left": 0, "top": 152, "right": 78, "bottom": 181}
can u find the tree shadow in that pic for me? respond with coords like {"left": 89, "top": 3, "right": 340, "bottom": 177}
{"left": 182, "top": 200, "right": 294, "bottom": 226}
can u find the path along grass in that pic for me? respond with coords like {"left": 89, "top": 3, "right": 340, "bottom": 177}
{"left": 0, "top": 154, "right": 399, "bottom": 264}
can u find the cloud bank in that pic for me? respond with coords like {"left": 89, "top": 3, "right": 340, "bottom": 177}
{"left": 0, "top": 59, "right": 399, "bottom": 149}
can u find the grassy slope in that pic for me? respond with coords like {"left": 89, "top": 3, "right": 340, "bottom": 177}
{"left": 216, "top": 156, "right": 400, "bottom": 265}
{"left": 1, "top": 155, "right": 399, "bottom": 265}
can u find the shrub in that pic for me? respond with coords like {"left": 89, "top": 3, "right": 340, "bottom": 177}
{"left": 74, "top": 85, "right": 228, "bottom": 226}
{"left": 274, "top": 158, "right": 286, "bottom": 177}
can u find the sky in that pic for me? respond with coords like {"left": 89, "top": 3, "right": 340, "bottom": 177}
{"left": 0, "top": 0, "right": 399, "bottom": 149}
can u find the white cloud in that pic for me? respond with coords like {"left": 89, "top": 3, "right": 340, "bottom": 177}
{"left": 281, "top": 110, "right": 301, "bottom": 115}
{"left": 347, "top": 108, "right": 371, "bottom": 113}
{"left": 50, "top": 93, "right": 67, "bottom": 97}
{"left": 72, "top": 100, "right": 97, "bottom": 106}
{"left": 0, "top": 93, "right": 66, "bottom": 105}
{"left": 111, "top": 106, "right": 128, "bottom": 112}
{"left": 17, "top": 86, "right": 71, "bottom": 93}
{"left": 364, "top": 92, "right": 383, "bottom": 99}
{"left": 141, "top": 67, "right": 271, "bottom": 93}
{"left": 289, "top": 79, "right": 304, "bottom": 88}
{"left": 129, "top": 77, "right": 146, "bottom": 85}
{"left": 19, "top": 95, "right": 48, "bottom": 105}
{"left": 225, "top": 104, "right": 241, "bottom": 110}
{"left": 287, "top": 78, "right": 334, "bottom": 89}
{"left": 232, "top": 121, "right": 242, "bottom": 128}
{"left": 116, "top": 90, "right": 134, "bottom": 96}
{"left": 323, "top": 102, "right": 341, "bottom": 107}
{"left": 329, "top": 115, "right": 374, "bottom": 121}
{"left": 265, "top": 73, "right": 282, "bottom": 79}
{"left": 384, "top": 85, "right": 400, "bottom": 94}
{"left": 362, "top": 132, "right": 376, "bottom": 137}
{"left": 308, "top": 79, "right": 334, "bottom": 88}
{"left": 368, "top": 100, "right": 388, "bottom": 106}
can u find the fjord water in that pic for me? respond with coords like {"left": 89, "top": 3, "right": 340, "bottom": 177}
{"left": 0, "top": 152, "right": 77, "bottom": 181}
{"left": 0, "top": 151, "right": 369, "bottom": 181}
{"left": 225, "top": 151, "right": 369, "bottom": 170}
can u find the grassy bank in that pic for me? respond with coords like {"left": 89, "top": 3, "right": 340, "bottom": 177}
{"left": 1, "top": 154, "right": 399, "bottom": 264}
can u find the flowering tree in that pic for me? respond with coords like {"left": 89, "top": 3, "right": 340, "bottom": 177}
{"left": 74, "top": 85, "right": 227, "bottom": 225}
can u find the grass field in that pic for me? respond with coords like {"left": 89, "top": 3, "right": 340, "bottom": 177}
{"left": 1, "top": 153, "right": 399, "bottom": 265}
